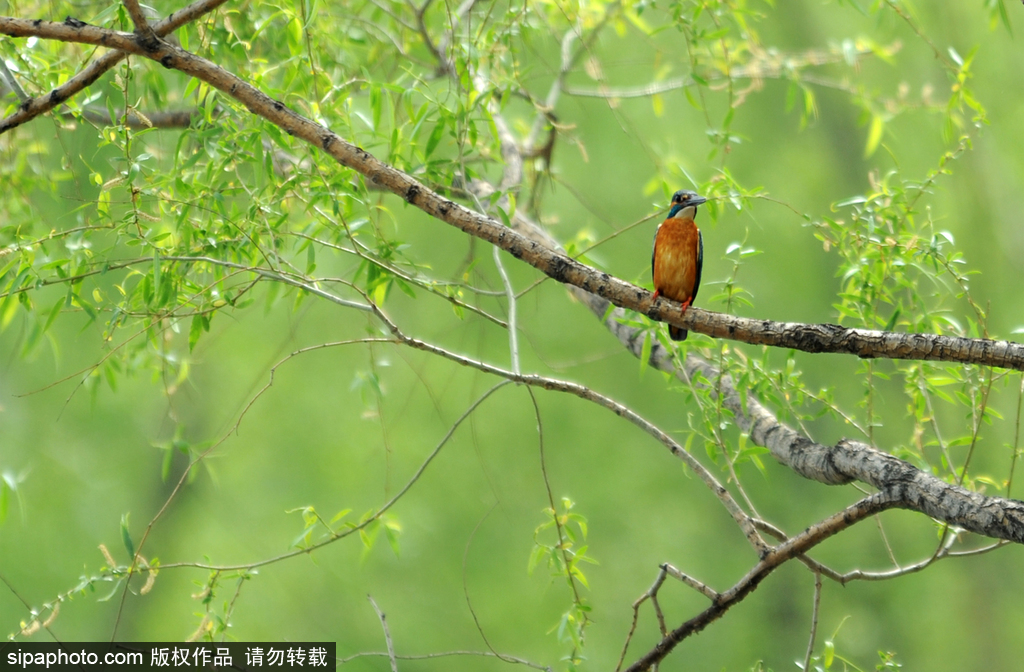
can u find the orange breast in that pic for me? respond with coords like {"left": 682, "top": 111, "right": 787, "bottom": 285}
{"left": 653, "top": 218, "right": 699, "bottom": 304}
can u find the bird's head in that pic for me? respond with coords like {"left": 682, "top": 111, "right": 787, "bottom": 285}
{"left": 667, "top": 190, "right": 708, "bottom": 220}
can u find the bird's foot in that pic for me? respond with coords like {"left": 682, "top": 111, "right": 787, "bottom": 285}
{"left": 679, "top": 298, "right": 692, "bottom": 313}
{"left": 647, "top": 289, "right": 661, "bottom": 313}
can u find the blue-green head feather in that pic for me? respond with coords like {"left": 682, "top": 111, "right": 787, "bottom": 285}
{"left": 667, "top": 190, "right": 708, "bottom": 219}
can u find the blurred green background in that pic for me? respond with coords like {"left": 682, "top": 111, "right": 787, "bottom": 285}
{"left": 3, "top": 1, "right": 1024, "bottom": 670}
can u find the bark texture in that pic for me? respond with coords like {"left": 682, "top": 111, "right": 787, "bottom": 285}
{"left": 3, "top": 16, "right": 1024, "bottom": 547}
{"left": 3, "top": 18, "right": 1024, "bottom": 371}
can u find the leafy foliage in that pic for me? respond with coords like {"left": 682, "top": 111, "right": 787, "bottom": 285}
{"left": 2, "top": 0, "right": 1022, "bottom": 669}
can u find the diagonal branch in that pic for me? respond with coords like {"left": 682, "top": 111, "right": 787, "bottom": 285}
{"left": 121, "top": 0, "right": 159, "bottom": 48}
{"left": 367, "top": 595, "right": 399, "bottom": 672}
{"left": 3, "top": 18, "right": 1023, "bottom": 372}
{"left": 623, "top": 492, "right": 898, "bottom": 672}
{"left": 5, "top": 13, "right": 1024, "bottom": 547}
{"left": 73, "top": 106, "right": 196, "bottom": 128}
{"left": 0, "top": 57, "right": 29, "bottom": 101}
{"left": 0, "top": 0, "right": 227, "bottom": 133}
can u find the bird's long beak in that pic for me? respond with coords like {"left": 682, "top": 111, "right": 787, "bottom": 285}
{"left": 688, "top": 195, "right": 708, "bottom": 207}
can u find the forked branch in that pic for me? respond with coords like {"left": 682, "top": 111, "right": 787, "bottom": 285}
{"left": 2, "top": 17, "right": 1024, "bottom": 371}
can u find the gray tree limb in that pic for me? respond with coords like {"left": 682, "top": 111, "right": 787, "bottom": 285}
{"left": 0, "top": 0, "right": 226, "bottom": 133}
{"left": 3, "top": 18, "right": 1024, "bottom": 372}
{"left": 3, "top": 17, "right": 1024, "bottom": 549}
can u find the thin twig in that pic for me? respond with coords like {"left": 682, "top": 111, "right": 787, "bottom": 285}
{"left": 0, "top": 57, "right": 28, "bottom": 101}
{"left": 661, "top": 564, "right": 719, "bottom": 602}
{"left": 336, "top": 650, "right": 551, "bottom": 671}
{"left": 801, "top": 572, "right": 822, "bottom": 671}
{"left": 4, "top": 19, "right": 1024, "bottom": 371}
{"left": 493, "top": 245, "right": 519, "bottom": 375}
{"left": 1009, "top": 374, "right": 1024, "bottom": 498}
{"left": 528, "top": 386, "right": 587, "bottom": 658}
{"left": 623, "top": 493, "right": 897, "bottom": 672}
{"left": 367, "top": 595, "right": 398, "bottom": 672}
{"left": 156, "top": 381, "right": 513, "bottom": 571}
{"left": 563, "top": 44, "right": 890, "bottom": 99}
{"left": 615, "top": 565, "right": 668, "bottom": 672}
{"left": 463, "top": 503, "right": 517, "bottom": 663}
{"left": 0, "top": 0, "right": 230, "bottom": 133}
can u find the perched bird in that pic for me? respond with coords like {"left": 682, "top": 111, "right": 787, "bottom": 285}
{"left": 651, "top": 189, "right": 707, "bottom": 341}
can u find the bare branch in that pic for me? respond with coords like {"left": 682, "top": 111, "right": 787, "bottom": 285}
{"left": 0, "top": 0, "right": 228, "bottom": 133}
{"left": 363, "top": 305, "right": 769, "bottom": 553}
{"left": 2, "top": 18, "right": 1022, "bottom": 373}
{"left": 615, "top": 567, "right": 668, "bottom": 672}
{"left": 121, "top": 0, "right": 159, "bottom": 48}
{"left": 623, "top": 493, "right": 897, "bottom": 672}
{"left": 492, "top": 245, "right": 519, "bottom": 374}
{"left": 801, "top": 572, "right": 822, "bottom": 671}
{"left": 367, "top": 595, "right": 398, "bottom": 672}
{"left": 406, "top": 0, "right": 447, "bottom": 74}
{"left": 156, "top": 379, "right": 513, "bottom": 572}
{"left": 524, "top": 27, "right": 577, "bottom": 154}
{"left": 661, "top": 563, "right": 719, "bottom": 602}
{"left": 337, "top": 650, "right": 551, "bottom": 671}
{"left": 0, "top": 57, "right": 28, "bottom": 101}
{"left": 563, "top": 43, "right": 895, "bottom": 99}
{"left": 73, "top": 107, "right": 196, "bottom": 128}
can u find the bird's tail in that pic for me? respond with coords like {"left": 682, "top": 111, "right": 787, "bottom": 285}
{"left": 669, "top": 326, "right": 688, "bottom": 341}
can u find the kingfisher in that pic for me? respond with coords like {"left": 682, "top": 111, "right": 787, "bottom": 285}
{"left": 651, "top": 189, "right": 707, "bottom": 341}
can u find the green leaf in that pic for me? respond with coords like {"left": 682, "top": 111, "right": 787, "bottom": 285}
{"left": 120, "top": 513, "right": 135, "bottom": 561}
{"left": 684, "top": 87, "right": 702, "bottom": 110}
{"left": 161, "top": 444, "right": 174, "bottom": 482}
{"left": 496, "top": 206, "right": 511, "bottom": 228}
{"left": 425, "top": 120, "right": 445, "bottom": 157}
{"left": 287, "top": 16, "right": 303, "bottom": 55}
{"left": 570, "top": 565, "right": 589, "bottom": 589}
{"left": 370, "top": 86, "right": 382, "bottom": 131}
{"left": 152, "top": 251, "right": 161, "bottom": 305}
{"left": 42, "top": 298, "right": 62, "bottom": 333}
{"left": 330, "top": 509, "right": 352, "bottom": 525}
{"left": 384, "top": 521, "right": 401, "bottom": 558}
{"left": 883, "top": 309, "right": 900, "bottom": 333}
{"left": 865, "top": 115, "right": 884, "bottom": 158}
{"left": 785, "top": 80, "right": 798, "bottom": 112}
{"left": 189, "top": 314, "right": 204, "bottom": 352}
{"left": 639, "top": 330, "right": 652, "bottom": 379}
{"left": 528, "top": 544, "right": 546, "bottom": 574}
{"left": 0, "top": 479, "right": 9, "bottom": 525}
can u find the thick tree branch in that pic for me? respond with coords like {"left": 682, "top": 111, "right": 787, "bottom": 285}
{"left": 5, "top": 10, "right": 1024, "bottom": 545}
{"left": 121, "top": 0, "right": 159, "bottom": 49}
{"left": 480, "top": 128, "right": 1024, "bottom": 550}
{"left": 0, "top": 0, "right": 226, "bottom": 133}
{"left": 685, "top": 356, "right": 1024, "bottom": 542}
{"left": 1, "top": 16, "right": 1022, "bottom": 375}
{"left": 564, "top": 283, "right": 1024, "bottom": 543}
{"left": 5, "top": 12, "right": 1024, "bottom": 548}
{"left": 3, "top": 18, "right": 1023, "bottom": 373}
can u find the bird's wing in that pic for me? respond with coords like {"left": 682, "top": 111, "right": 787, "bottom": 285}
{"left": 692, "top": 228, "right": 703, "bottom": 303}
{"left": 651, "top": 224, "right": 660, "bottom": 282}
